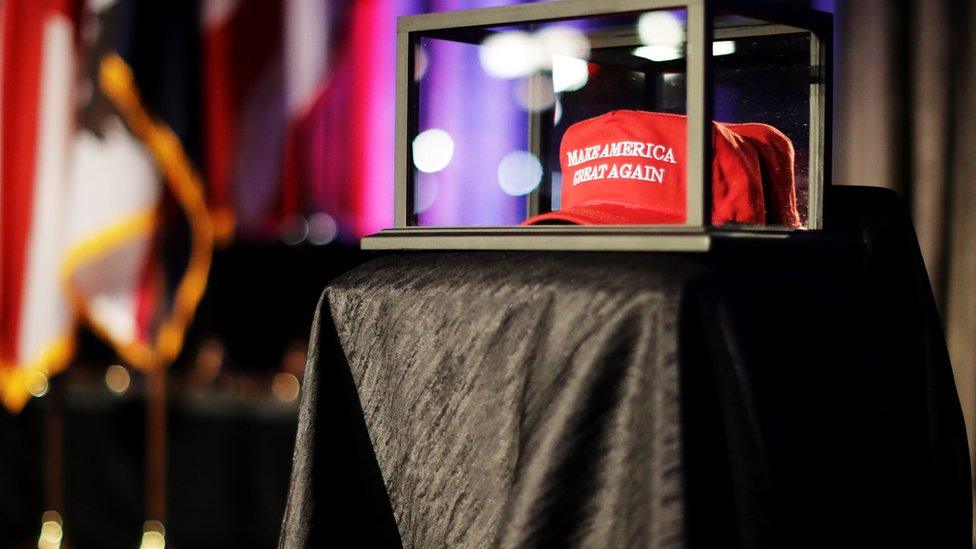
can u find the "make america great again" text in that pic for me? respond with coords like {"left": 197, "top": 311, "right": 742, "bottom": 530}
{"left": 566, "top": 140, "right": 677, "bottom": 186}
{"left": 565, "top": 140, "right": 677, "bottom": 167}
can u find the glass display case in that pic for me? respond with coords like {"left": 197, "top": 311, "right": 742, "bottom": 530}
{"left": 362, "top": 0, "right": 832, "bottom": 251}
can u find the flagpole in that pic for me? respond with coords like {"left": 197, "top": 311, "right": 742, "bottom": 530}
{"left": 38, "top": 379, "right": 65, "bottom": 549}
{"left": 144, "top": 363, "right": 167, "bottom": 544}
{"left": 44, "top": 379, "right": 64, "bottom": 514}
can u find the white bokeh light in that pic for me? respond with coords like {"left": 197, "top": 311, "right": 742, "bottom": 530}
{"left": 412, "top": 128, "right": 454, "bottom": 173}
{"left": 712, "top": 40, "right": 736, "bottom": 56}
{"left": 537, "top": 26, "right": 590, "bottom": 60}
{"left": 480, "top": 26, "right": 590, "bottom": 80}
{"left": 634, "top": 40, "right": 735, "bottom": 63}
{"left": 498, "top": 151, "right": 543, "bottom": 196}
{"left": 633, "top": 44, "right": 682, "bottom": 62}
{"left": 479, "top": 31, "right": 544, "bottom": 78}
{"left": 637, "top": 11, "right": 685, "bottom": 47}
{"left": 551, "top": 55, "right": 589, "bottom": 93}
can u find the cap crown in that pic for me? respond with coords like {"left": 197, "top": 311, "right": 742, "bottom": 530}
{"left": 547, "top": 110, "right": 769, "bottom": 225}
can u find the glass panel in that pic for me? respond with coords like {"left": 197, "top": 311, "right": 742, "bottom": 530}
{"left": 410, "top": 9, "right": 689, "bottom": 228}
{"left": 711, "top": 12, "right": 816, "bottom": 229}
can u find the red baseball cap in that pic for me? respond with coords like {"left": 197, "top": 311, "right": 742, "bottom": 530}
{"left": 523, "top": 110, "right": 768, "bottom": 226}
{"left": 724, "top": 122, "right": 800, "bottom": 228}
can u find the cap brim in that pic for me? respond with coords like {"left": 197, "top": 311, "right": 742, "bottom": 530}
{"left": 523, "top": 201, "right": 685, "bottom": 226}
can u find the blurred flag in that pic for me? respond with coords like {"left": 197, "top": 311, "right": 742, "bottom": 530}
{"left": 281, "top": 0, "right": 335, "bottom": 237}
{"left": 201, "top": 0, "right": 285, "bottom": 241}
{"left": 0, "top": 0, "right": 213, "bottom": 411}
{"left": 0, "top": 0, "right": 77, "bottom": 411}
{"left": 0, "top": 0, "right": 531, "bottom": 409}
{"left": 66, "top": 0, "right": 212, "bottom": 374}
{"left": 293, "top": 0, "right": 398, "bottom": 241}
{"left": 202, "top": 0, "right": 349, "bottom": 243}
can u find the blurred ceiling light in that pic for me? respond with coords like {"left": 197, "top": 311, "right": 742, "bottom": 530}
{"left": 28, "top": 371, "right": 49, "bottom": 398}
{"left": 514, "top": 74, "right": 556, "bottom": 111}
{"left": 38, "top": 511, "right": 63, "bottom": 549}
{"left": 479, "top": 31, "right": 543, "bottom": 79}
{"left": 272, "top": 372, "right": 301, "bottom": 403}
{"left": 551, "top": 55, "right": 589, "bottom": 93}
{"left": 279, "top": 214, "right": 309, "bottom": 245}
{"left": 633, "top": 45, "right": 682, "bottom": 62}
{"left": 105, "top": 364, "right": 131, "bottom": 395}
{"left": 412, "top": 129, "right": 454, "bottom": 173}
{"left": 498, "top": 151, "right": 543, "bottom": 196}
{"left": 307, "top": 212, "right": 338, "bottom": 245}
{"left": 480, "top": 27, "right": 590, "bottom": 81}
{"left": 536, "top": 26, "right": 590, "bottom": 60}
{"left": 637, "top": 11, "right": 685, "bottom": 48}
{"left": 713, "top": 40, "right": 736, "bottom": 56}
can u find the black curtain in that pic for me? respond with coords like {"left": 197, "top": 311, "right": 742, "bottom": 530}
{"left": 833, "top": 1, "right": 976, "bottom": 519}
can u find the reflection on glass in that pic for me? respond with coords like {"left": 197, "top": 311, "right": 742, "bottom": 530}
{"left": 498, "top": 151, "right": 543, "bottom": 196}
{"left": 412, "top": 128, "right": 454, "bottom": 173}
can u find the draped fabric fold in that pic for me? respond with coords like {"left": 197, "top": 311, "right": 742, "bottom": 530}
{"left": 280, "top": 188, "right": 970, "bottom": 548}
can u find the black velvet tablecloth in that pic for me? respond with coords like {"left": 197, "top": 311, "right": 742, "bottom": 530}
{"left": 279, "top": 187, "right": 971, "bottom": 548}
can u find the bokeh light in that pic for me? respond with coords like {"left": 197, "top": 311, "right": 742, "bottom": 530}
{"left": 712, "top": 40, "right": 736, "bottom": 56}
{"left": 192, "top": 338, "right": 224, "bottom": 385}
{"left": 28, "top": 371, "right": 49, "bottom": 398}
{"left": 536, "top": 26, "right": 590, "bottom": 60}
{"left": 633, "top": 45, "right": 682, "bottom": 62}
{"left": 478, "top": 31, "right": 543, "bottom": 78}
{"left": 498, "top": 151, "right": 543, "bottom": 196}
{"left": 412, "top": 128, "right": 455, "bottom": 173}
{"left": 637, "top": 11, "right": 685, "bottom": 48}
{"left": 307, "top": 213, "right": 338, "bottom": 245}
{"left": 105, "top": 364, "right": 131, "bottom": 395}
{"left": 272, "top": 372, "right": 301, "bottom": 403}
{"left": 551, "top": 55, "right": 589, "bottom": 93}
{"left": 140, "top": 521, "right": 165, "bottom": 549}
{"left": 479, "top": 26, "right": 590, "bottom": 81}
{"left": 279, "top": 214, "right": 309, "bottom": 245}
{"left": 38, "top": 511, "right": 63, "bottom": 549}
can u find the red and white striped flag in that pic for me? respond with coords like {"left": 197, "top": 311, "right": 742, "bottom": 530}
{"left": 1, "top": 0, "right": 213, "bottom": 411}
{"left": 0, "top": 0, "right": 77, "bottom": 411}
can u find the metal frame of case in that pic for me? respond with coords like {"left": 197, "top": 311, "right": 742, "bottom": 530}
{"left": 362, "top": 0, "right": 833, "bottom": 252}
